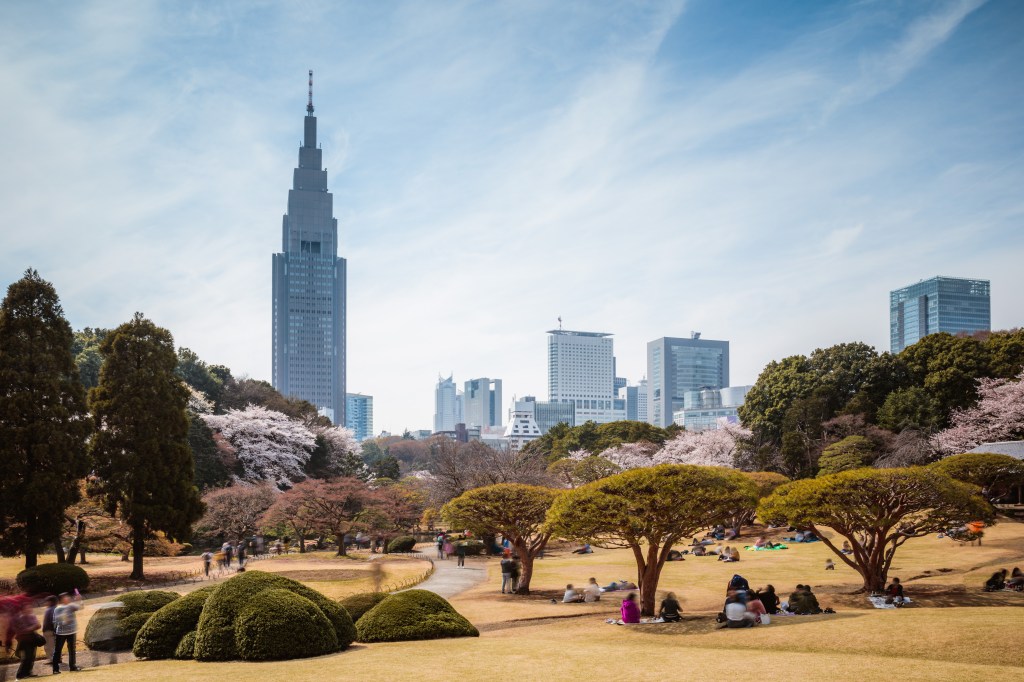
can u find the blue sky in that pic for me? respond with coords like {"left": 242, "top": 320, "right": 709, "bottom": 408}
{"left": 1, "top": 0, "right": 1022, "bottom": 433}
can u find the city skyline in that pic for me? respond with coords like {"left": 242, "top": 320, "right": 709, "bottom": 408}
{"left": 2, "top": 1, "right": 1023, "bottom": 432}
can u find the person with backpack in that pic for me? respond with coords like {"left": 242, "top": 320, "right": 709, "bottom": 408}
{"left": 52, "top": 591, "right": 83, "bottom": 673}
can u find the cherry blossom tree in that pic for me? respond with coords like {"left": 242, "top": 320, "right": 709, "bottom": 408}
{"left": 203, "top": 405, "right": 316, "bottom": 488}
{"left": 572, "top": 425, "right": 751, "bottom": 471}
{"left": 195, "top": 484, "right": 276, "bottom": 543}
{"left": 933, "top": 370, "right": 1024, "bottom": 454}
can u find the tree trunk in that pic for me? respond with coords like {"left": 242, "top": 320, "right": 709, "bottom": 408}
{"left": 298, "top": 532, "right": 306, "bottom": 553}
{"left": 53, "top": 538, "right": 66, "bottom": 564}
{"left": 131, "top": 526, "right": 145, "bottom": 580}
{"left": 24, "top": 548, "right": 38, "bottom": 569}
{"left": 336, "top": 530, "right": 347, "bottom": 556}
{"left": 79, "top": 548, "right": 87, "bottom": 564}
{"left": 512, "top": 540, "right": 535, "bottom": 595}
{"left": 638, "top": 562, "right": 662, "bottom": 616}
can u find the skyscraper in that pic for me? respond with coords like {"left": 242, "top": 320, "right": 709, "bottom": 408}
{"left": 620, "top": 378, "right": 648, "bottom": 422}
{"left": 434, "top": 375, "right": 461, "bottom": 433}
{"left": 647, "top": 334, "right": 729, "bottom": 428}
{"left": 272, "top": 72, "right": 347, "bottom": 424}
{"left": 889, "top": 276, "right": 991, "bottom": 353}
{"left": 464, "top": 378, "right": 503, "bottom": 428}
{"left": 345, "top": 393, "right": 373, "bottom": 441}
{"left": 548, "top": 329, "right": 624, "bottom": 424}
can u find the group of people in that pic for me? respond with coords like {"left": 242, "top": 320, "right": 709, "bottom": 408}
{"left": 200, "top": 540, "right": 250, "bottom": 576}
{"left": 717, "top": 574, "right": 841, "bottom": 627}
{"left": 616, "top": 591, "right": 682, "bottom": 624}
{"left": 562, "top": 578, "right": 639, "bottom": 603}
{"left": 2, "top": 590, "right": 83, "bottom": 680}
{"left": 436, "top": 533, "right": 469, "bottom": 567}
{"left": 984, "top": 567, "right": 1024, "bottom": 592}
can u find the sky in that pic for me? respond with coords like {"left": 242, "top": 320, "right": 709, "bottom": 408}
{"left": 1, "top": 0, "right": 1022, "bottom": 434}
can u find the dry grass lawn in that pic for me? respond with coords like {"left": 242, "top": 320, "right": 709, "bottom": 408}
{"left": 6, "top": 521, "right": 1023, "bottom": 681}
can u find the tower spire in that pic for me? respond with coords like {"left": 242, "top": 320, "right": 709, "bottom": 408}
{"left": 307, "top": 69, "right": 314, "bottom": 115}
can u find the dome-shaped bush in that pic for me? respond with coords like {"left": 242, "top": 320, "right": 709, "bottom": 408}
{"left": 386, "top": 536, "right": 416, "bottom": 553}
{"left": 234, "top": 589, "right": 339, "bottom": 661}
{"left": 356, "top": 589, "right": 478, "bottom": 643}
{"left": 16, "top": 563, "right": 89, "bottom": 596}
{"left": 133, "top": 586, "right": 216, "bottom": 659}
{"left": 193, "top": 571, "right": 354, "bottom": 661}
{"left": 84, "top": 590, "right": 179, "bottom": 651}
{"left": 339, "top": 592, "right": 389, "bottom": 623}
{"left": 174, "top": 631, "right": 197, "bottom": 660}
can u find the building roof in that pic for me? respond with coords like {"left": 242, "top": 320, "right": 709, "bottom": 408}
{"left": 965, "top": 441, "right": 1024, "bottom": 459}
{"left": 546, "top": 330, "right": 612, "bottom": 337}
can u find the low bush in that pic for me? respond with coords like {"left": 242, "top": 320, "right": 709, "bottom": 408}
{"left": 455, "top": 539, "right": 487, "bottom": 556}
{"left": 339, "top": 592, "right": 389, "bottom": 622}
{"left": 234, "top": 589, "right": 338, "bottom": 661}
{"left": 387, "top": 536, "right": 416, "bottom": 553}
{"left": 356, "top": 589, "right": 478, "bottom": 643}
{"left": 16, "top": 563, "right": 89, "bottom": 596}
{"left": 85, "top": 590, "right": 179, "bottom": 651}
{"left": 174, "top": 631, "right": 197, "bottom": 660}
{"left": 193, "top": 571, "right": 354, "bottom": 661}
{"left": 133, "top": 586, "right": 216, "bottom": 659}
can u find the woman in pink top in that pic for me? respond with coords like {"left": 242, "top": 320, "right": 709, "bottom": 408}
{"left": 620, "top": 593, "right": 641, "bottom": 624}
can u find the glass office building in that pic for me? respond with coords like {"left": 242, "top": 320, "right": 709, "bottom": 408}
{"left": 272, "top": 76, "right": 347, "bottom": 424}
{"left": 890, "top": 276, "right": 990, "bottom": 353}
{"left": 345, "top": 393, "right": 373, "bottom": 441}
{"left": 647, "top": 335, "right": 729, "bottom": 427}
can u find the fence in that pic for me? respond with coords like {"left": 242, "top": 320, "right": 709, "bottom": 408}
{"left": 374, "top": 555, "right": 435, "bottom": 593}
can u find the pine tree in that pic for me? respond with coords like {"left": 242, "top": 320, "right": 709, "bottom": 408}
{"left": 89, "top": 313, "right": 203, "bottom": 579}
{"left": 0, "top": 269, "right": 93, "bottom": 568}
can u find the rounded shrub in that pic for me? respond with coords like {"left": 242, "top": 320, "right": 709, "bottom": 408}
{"left": 356, "top": 589, "right": 478, "bottom": 643}
{"left": 173, "top": 631, "right": 197, "bottom": 660}
{"left": 339, "top": 592, "right": 389, "bottom": 623}
{"left": 234, "top": 589, "right": 339, "bottom": 661}
{"left": 85, "top": 590, "right": 179, "bottom": 651}
{"left": 16, "top": 563, "right": 89, "bottom": 596}
{"left": 133, "top": 586, "right": 216, "bottom": 659}
{"left": 193, "top": 571, "right": 354, "bottom": 661}
{"left": 386, "top": 536, "right": 416, "bottom": 553}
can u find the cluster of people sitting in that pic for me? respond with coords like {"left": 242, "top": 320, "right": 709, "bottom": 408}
{"left": 706, "top": 525, "right": 738, "bottom": 542}
{"left": 781, "top": 529, "right": 819, "bottom": 543}
{"left": 614, "top": 592, "right": 684, "bottom": 624}
{"left": 750, "top": 536, "right": 782, "bottom": 549}
{"left": 984, "top": 567, "right": 1024, "bottom": 592}
{"left": 718, "top": 575, "right": 833, "bottom": 627}
{"left": 562, "top": 578, "right": 638, "bottom": 603}
{"left": 717, "top": 546, "right": 741, "bottom": 562}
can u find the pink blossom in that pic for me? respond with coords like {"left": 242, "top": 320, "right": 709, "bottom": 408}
{"left": 933, "top": 370, "right": 1024, "bottom": 454}
{"left": 203, "top": 405, "right": 316, "bottom": 488}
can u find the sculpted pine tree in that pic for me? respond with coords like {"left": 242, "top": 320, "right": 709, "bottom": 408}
{"left": 0, "top": 269, "right": 93, "bottom": 568}
{"left": 90, "top": 313, "right": 204, "bottom": 579}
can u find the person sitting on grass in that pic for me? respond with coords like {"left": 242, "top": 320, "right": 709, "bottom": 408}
{"left": 692, "top": 544, "right": 707, "bottom": 556}
{"left": 825, "top": 559, "right": 835, "bottom": 571}
{"left": 885, "top": 577, "right": 905, "bottom": 605}
{"left": 584, "top": 578, "right": 602, "bottom": 602}
{"left": 572, "top": 543, "right": 593, "bottom": 554}
{"left": 667, "top": 550, "right": 684, "bottom": 562}
{"left": 1008, "top": 567, "right": 1024, "bottom": 591}
{"left": 727, "top": 574, "right": 751, "bottom": 594}
{"left": 841, "top": 541, "right": 853, "bottom": 554}
{"left": 787, "top": 584, "right": 822, "bottom": 615}
{"left": 722, "top": 590, "right": 755, "bottom": 628}
{"left": 724, "top": 527, "right": 738, "bottom": 541}
{"left": 620, "top": 593, "right": 641, "bottom": 624}
{"left": 755, "top": 585, "right": 779, "bottom": 614}
{"left": 803, "top": 530, "right": 819, "bottom": 542}
{"left": 753, "top": 536, "right": 768, "bottom": 548}
{"left": 659, "top": 592, "right": 682, "bottom": 622}
{"left": 729, "top": 547, "right": 741, "bottom": 562}
{"left": 718, "top": 546, "right": 733, "bottom": 562}
{"left": 563, "top": 584, "right": 584, "bottom": 603}
{"left": 984, "top": 569, "right": 1007, "bottom": 592}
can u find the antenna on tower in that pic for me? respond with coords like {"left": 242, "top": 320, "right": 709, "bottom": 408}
{"left": 307, "top": 70, "right": 314, "bottom": 114}
{"left": 557, "top": 315, "right": 563, "bottom": 330}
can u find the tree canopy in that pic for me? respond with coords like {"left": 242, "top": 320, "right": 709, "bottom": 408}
{"left": 522, "top": 420, "right": 671, "bottom": 462}
{"left": 547, "top": 465, "right": 757, "bottom": 615}
{"left": 758, "top": 467, "right": 993, "bottom": 591}
{"left": 930, "top": 453, "right": 1024, "bottom": 503}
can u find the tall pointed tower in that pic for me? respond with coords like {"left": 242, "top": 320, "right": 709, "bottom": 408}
{"left": 272, "top": 71, "right": 347, "bottom": 424}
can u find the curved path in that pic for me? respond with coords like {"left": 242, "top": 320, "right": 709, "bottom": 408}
{"left": 407, "top": 549, "right": 488, "bottom": 599}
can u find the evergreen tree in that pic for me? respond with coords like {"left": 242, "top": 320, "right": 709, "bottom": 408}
{"left": 0, "top": 269, "right": 93, "bottom": 568}
{"left": 89, "top": 313, "right": 203, "bottom": 579}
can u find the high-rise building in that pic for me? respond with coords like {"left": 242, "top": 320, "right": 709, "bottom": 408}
{"left": 272, "top": 72, "right": 346, "bottom": 424}
{"left": 673, "top": 384, "right": 751, "bottom": 432}
{"left": 464, "top": 378, "right": 503, "bottom": 428}
{"left": 548, "top": 329, "right": 625, "bottom": 424}
{"left": 647, "top": 333, "right": 729, "bottom": 428}
{"left": 514, "top": 395, "right": 576, "bottom": 435}
{"left": 889, "top": 276, "right": 991, "bottom": 353}
{"left": 345, "top": 393, "right": 373, "bottom": 441}
{"left": 620, "top": 378, "right": 649, "bottom": 422}
{"left": 434, "top": 374, "right": 460, "bottom": 433}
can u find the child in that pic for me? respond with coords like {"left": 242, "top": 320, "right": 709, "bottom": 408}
{"left": 825, "top": 559, "right": 835, "bottom": 571}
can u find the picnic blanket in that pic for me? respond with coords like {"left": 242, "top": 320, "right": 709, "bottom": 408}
{"left": 605, "top": 618, "right": 667, "bottom": 625}
{"left": 743, "top": 544, "right": 788, "bottom": 551}
{"left": 868, "top": 596, "right": 912, "bottom": 609}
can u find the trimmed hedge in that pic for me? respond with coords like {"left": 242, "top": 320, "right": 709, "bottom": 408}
{"left": 356, "top": 589, "right": 478, "bottom": 643}
{"left": 339, "top": 592, "right": 389, "bottom": 623}
{"left": 133, "top": 586, "right": 216, "bottom": 659}
{"left": 16, "top": 563, "right": 89, "bottom": 596}
{"left": 85, "top": 590, "right": 179, "bottom": 651}
{"left": 174, "top": 631, "right": 197, "bottom": 660}
{"left": 386, "top": 536, "right": 416, "bottom": 553}
{"left": 235, "top": 589, "right": 339, "bottom": 661}
{"left": 193, "top": 571, "right": 355, "bottom": 661}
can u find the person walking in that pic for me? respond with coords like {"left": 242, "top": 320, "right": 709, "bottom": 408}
{"left": 436, "top": 534, "right": 445, "bottom": 560}
{"left": 456, "top": 542, "right": 466, "bottom": 568}
{"left": 41, "top": 595, "right": 58, "bottom": 661}
{"left": 201, "top": 549, "right": 213, "bottom": 577}
{"left": 236, "top": 542, "right": 246, "bottom": 569}
{"left": 52, "top": 591, "right": 83, "bottom": 673}
{"left": 11, "top": 600, "right": 44, "bottom": 681}
{"left": 442, "top": 539, "right": 454, "bottom": 561}
{"left": 223, "top": 541, "right": 233, "bottom": 567}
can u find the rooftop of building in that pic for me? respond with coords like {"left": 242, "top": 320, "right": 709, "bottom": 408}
{"left": 547, "top": 329, "right": 612, "bottom": 337}
{"left": 965, "top": 441, "right": 1024, "bottom": 459}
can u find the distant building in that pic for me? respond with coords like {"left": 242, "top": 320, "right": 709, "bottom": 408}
{"left": 673, "top": 385, "right": 752, "bottom": 432}
{"left": 345, "top": 393, "right": 373, "bottom": 441}
{"left": 272, "top": 73, "right": 346, "bottom": 424}
{"left": 548, "top": 329, "right": 625, "bottom": 424}
{"left": 505, "top": 401, "right": 543, "bottom": 451}
{"left": 434, "top": 375, "right": 462, "bottom": 433}
{"left": 463, "top": 378, "right": 503, "bottom": 428}
{"left": 890, "top": 276, "right": 991, "bottom": 353}
{"left": 647, "top": 333, "right": 729, "bottom": 428}
{"left": 515, "top": 395, "right": 575, "bottom": 435}
{"left": 409, "top": 429, "right": 434, "bottom": 440}
{"left": 620, "top": 379, "right": 649, "bottom": 422}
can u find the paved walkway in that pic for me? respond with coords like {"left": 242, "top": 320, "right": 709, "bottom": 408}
{"left": 409, "top": 551, "right": 488, "bottom": 599}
